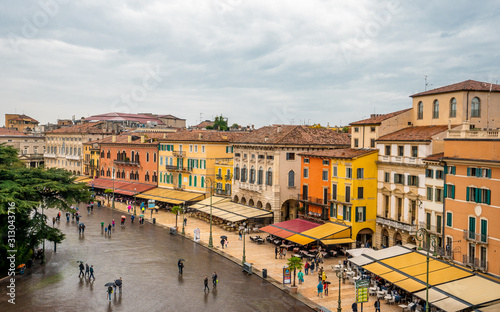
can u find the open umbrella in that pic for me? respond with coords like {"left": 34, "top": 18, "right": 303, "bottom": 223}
{"left": 121, "top": 215, "right": 126, "bottom": 219}
{"left": 325, "top": 281, "right": 331, "bottom": 284}
{"left": 178, "top": 258, "right": 185, "bottom": 261}
{"left": 114, "top": 279, "right": 122, "bottom": 286}
{"left": 17, "top": 264, "right": 26, "bottom": 269}
{"left": 76, "top": 261, "right": 84, "bottom": 263}
{"left": 220, "top": 235, "right": 227, "bottom": 240}
{"left": 104, "top": 282, "right": 115, "bottom": 287}
{"left": 139, "top": 214, "right": 145, "bottom": 217}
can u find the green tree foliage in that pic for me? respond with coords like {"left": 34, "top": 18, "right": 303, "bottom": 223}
{"left": 286, "top": 256, "right": 303, "bottom": 287}
{"left": 0, "top": 144, "right": 91, "bottom": 274}
{"left": 171, "top": 205, "right": 182, "bottom": 229}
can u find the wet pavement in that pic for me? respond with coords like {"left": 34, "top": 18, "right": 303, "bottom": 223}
{"left": 0, "top": 205, "right": 313, "bottom": 312}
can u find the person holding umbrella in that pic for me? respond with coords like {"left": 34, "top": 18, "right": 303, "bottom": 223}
{"left": 115, "top": 277, "right": 122, "bottom": 293}
{"left": 212, "top": 271, "right": 217, "bottom": 287}
{"left": 78, "top": 261, "right": 84, "bottom": 277}
{"left": 121, "top": 215, "right": 126, "bottom": 226}
{"left": 178, "top": 259, "right": 184, "bottom": 274}
{"left": 105, "top": 283, "right": 114, "bottom": 300}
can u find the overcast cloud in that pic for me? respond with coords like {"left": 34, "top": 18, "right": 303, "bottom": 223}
{"left": 1, "top": 0, "right": 499, "bottom": 127}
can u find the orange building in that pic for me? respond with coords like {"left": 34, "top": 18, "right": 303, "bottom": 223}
{"left": 443, "top": 131, "right": 500, "bottom": 276}
{"left": 91, "top": 133, "right": 164, "bottom": 197}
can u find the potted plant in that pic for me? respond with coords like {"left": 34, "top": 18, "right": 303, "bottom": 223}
{"left": 171, "top": 205, "right": 182, "bottom": 230}
{"left": 286, "top": 256, "right": 303, "bottom": 294}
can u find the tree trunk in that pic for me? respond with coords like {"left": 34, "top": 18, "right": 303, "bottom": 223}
{"left": 175, "top": 214, "right": 178, "bottom": 229}
{"left": 293, "top": 268, "right": 296, "bottom": 287}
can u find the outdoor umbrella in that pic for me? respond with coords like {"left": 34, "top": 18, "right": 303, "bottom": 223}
{"left": 139, "top": 214, "right": 145, "bottom": 217}
{"left": 178, "top": 258, "right": 185, "bottom": 261}
{"left": 121, "top": 215, "right": 126, "bottom": 219}
{"left": 325, "top": 281, "right": 331, "bottom": 284}
{"left": 104, "top": 282, "right": 115, "bottom": 287}
{"left": 17, "top": 264, "right": 25, "bottom": 269}
{"left": 220, "top": 235, "right": 228, "bottom": 240}
{"left": 114, "top": 279, "right": 122, "bottom": 286}
{"left": 76, "top": 261, "right": 84, "bottom": 263}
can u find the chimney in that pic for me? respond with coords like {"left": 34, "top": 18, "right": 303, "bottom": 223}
{"left": 277, "top": 125, "right": 282, "bottom": 133}
{"left": 112, "top": 135, "right": 116, "bottom": 143}
{"left": 198, "top": 133, "right": 202, "bottom": 139}
{"left": 128, "top": 135, "right": 132, "bottom": 143}
{"left": 140, "top": 135, "right": 145, "bottom": 143}
{"left": 265, "top": 136, "right": 268, "bottom": 142}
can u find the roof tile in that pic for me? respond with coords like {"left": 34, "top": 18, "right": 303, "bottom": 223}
{"left": 350, "top": 108, "right": 412, "bottom": 125}
{"left": 377, "top": 125, "right": 450, "bottom": 142}
{"left": 298, "top": 148, "right": 377, "bottom": 159}
{"left": 410, "top": 80, "right": 500, "bottom": 97}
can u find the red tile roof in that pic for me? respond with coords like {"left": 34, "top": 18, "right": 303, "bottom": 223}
{"left": 85, "top": 112, "right": 165, "bottom": 125}
{"left": 0, "top": 127, "right": 26, "bottom": 136}
{"left": 410, "top": 80, "right": 500, "bottom": 97}
{"left": 46, "top": 121, "right": 112, "bottom": 134}
{"left": 298, "top": 148, "right": 377, "bottom": 159}
{"left": 191, "top": 121, "right": 215, "bottom": 129}
{"left": 234, "top": 125, "right": 350, "bottom": 146}
{"left": 160, "top": 130, "right": 243, "bottom": 143}
{"left": 7, "top": 114, "right": 38, "bottom": 123}
{"left": 377, "top": 126, "right": 450, "bottom": 142}
{"left": 350, "top": 108, "right": 412, "bottom": 125}
{"left": 98, "top": 132, "right": 165, "bottom": 145}
{"left": 423, "top": 152, "right": 444, "bottom": 162}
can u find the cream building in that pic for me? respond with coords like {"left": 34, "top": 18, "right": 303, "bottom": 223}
{"left": 232, "top": 125, "right": 350, "bottom": 223}
{"left": 44, "top": 122, "right": 118, "bottom": 175}
{"left": 0, "top": 127, "right": 45, "bottom": 168}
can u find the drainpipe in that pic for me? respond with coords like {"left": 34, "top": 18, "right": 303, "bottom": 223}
{"left": 440, "top": 159, "right": 447, "bottom": 253}
{"left": 362, "top": 126, "right": 365, "bottom": 148}
{"left": 466, "top": 91, "right": 470, "bottom": 122}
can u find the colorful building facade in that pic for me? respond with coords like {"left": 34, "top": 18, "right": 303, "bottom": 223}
{"left": 214, "top": 157, "right": 233, "bottom": 196}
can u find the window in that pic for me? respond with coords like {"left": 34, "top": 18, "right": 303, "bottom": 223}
{"left": 370, "top": 126, "right": 376, "bottom": 132}
{"left": 257, "top": 167, "right": 263, "bottom": 184}
{"left": 417, "top": 101, "right": 423, "bottom": 119}
{"left": 370, "top": 139, "right": 375, "bottom": 148}
{"left": 480, "top": 219, "right": 487, "bottom": 243}
{"left": 436, "top": 215, "right": 442, "bottom": 233}
{"left": 153, "top": 153, "right": 157, "bottom": 163}
{"left": 411, "top": 146, "right": 418, "bottom": 157}
{"left": 234, "top": 165, "right": 240, "bottom": 180}
{"left": 408, "top": 175, "right": 418, "bottom": 186}
{"left": 303, "top": 158, "right": 309, "bottom": 164}
{"left": 266, "top": 155, "right": 274, "bottom": 160}
{"left": 202, "top": 146, "right": 205, "bottom": 153}
{"left": 345, "top": 186, "right": 351, "bottom": 202}
{"left": 288, "top": 170, "right": 295, "bottom": 187}
{"left": 189, "top": 145, "right": 193, "bottom": 153}
{"left": 471, "top": 97, "right": 481, "bottom": 117}
{"left": 346, "top": 168, "right": 352, "bottom": 179}
{"left": 435, "top": 188, "right": 444, "bottom": 202}
{"left": 469, "top": 216, "right": 476, "bottom": 236}
{"left": 357, "top": 187, "right": 363, "bottom": 199}
{"left": 385, "top": 145, "right": 391, "bottom": 156}
{"left": 333, "top": 166, "right": 338, "bottom": 177}
{"left": 427, "top": 187, "right": 433, "bottom": 201}
{"left": 332, "top": 184, "right": 337, "bottom": 200}
{"left": 444, "top": 184, "right": 455, "bottom": 199}
{"left": 426, "top": 169, "right": 434, "bottom": 178}
{"left": 398, "top": 146, "right": 404, "bottom": 157}
{"left": 446, "top": 165, "right": 456, "bottom": 175}
{"left": 286, "top": 153, "right": 295, "bottom": 160}
{"left": 446, "top": 212, "right": 453, "bottom": 227}
{"left": 322, "top": 170, "right": 328, "bottom": 181}
{"left": 450, "top": 98, "right": 457, "bottom": 117}
{"left": 384, "top": 172, "right": 390, "bottom": 183}
{"left": 194, "top": 145, "right": 198, "bottom": 153}
{"left": 266, "top": 168, "right": 273, "bottom": 186}
{"left": 303, "top": 168, "right": 309, "bottom": 178}
{"left": 354, "top": 139, "right": 359, "bottom": 147}
{"left": 343, "top": 205, "right": 351, "bottom": 221}
{"left": 107, "top": 150, "right": 111, "bottom": 158}
{"left": 426, "top": 212, "right": 431, "bottom": 230}
{"left": 467, "top": 167, "right": 492, "bottom": 178}
{"left": 356, "top": 168, "right": 364, "bottom": 179}
{"left": 394, "top": 173, "right": 404, "bottom": 184}
{"left": 241, "top": 165, "right": 247, "bottom": 182}
{"left": 433, "top": 100, "right": 439, "bottom": 118}
{"left": 322, "top": 160, "right": 329, "bottom": 166}
{"left": 355, "top": 207, "right": 366, "bottom": 222}
{"left": 354, "top": 127, "right": 359, "bottom": 132}
{"left": 146, "top": 152, "right": 150, "bottom": 162}
{"left": 435, "top": 170, "right": 444, "bottom": 180}
{"left": 249, "top": 166, "right": 256, "bottom": 183}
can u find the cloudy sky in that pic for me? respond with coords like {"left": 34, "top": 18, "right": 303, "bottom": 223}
{"left": 1, "top": 0, "right": 499, "bottom": 127}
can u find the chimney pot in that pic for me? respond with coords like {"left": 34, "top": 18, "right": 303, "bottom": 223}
{"left": 140, "top": 135, "right": 145, "bottom": 143}
{"left": 112, "top": 135, "right": 116, "bottom": 143}
{"left": 128, "top": 135, "right": 132, "bottom": 143}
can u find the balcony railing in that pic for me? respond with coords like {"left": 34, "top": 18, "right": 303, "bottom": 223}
{"left": 462, "top": 255, "right": 488, "bottom": 271}
{"left": 224, "top": 174, "right": 232, "bottom": 181}
{"left": 215, "top": 189, "right": 231, "bottom": 196}
{"left": 463, "top": 230, "right": 488, "bottom": 244}
{"left": 172, "top": 151, "right": 185, "bottom": 157}
{"left": 165, "top": 165, "right": 192, "bottom": 173}
{"left": 376, "top": 216, "right": 417, "bottom": 234}
{"left": 114, "top": 159, "right": 140, "bottom": 166}
{"left": 331, "top": 194, "right": 350, "bottom": 203}
{"left": 215, "top": 174, "right": 223, "bottom": 180}
{"left": 239, "top": 182, "right": 263, "bottom": 193}
{"left": 174, "top": 185, "right": 185, "bottom": 191}
{"left": 66, "top": 155, "right": 81, "bottom": 161}
{"left": 43, "top": 153, "right": 56, "bottom": 158}
{"left": 298, "top": 194, "right": 330, "bottom": 206}
{"left": 418, "top": 222, "right": 442, "bottom": 235}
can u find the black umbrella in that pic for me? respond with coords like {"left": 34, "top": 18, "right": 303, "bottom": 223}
{"left": 220, "top": 235, "right": 227, "bottom": 240}
{"left": 325, "top": 281, "right": 331, "bottom": 284}
{"left": 76, "top": 261, "right": 84, "bottom": 263}
{"left": 115, "top": 279, "right": 122, "bottom": 286}
{"left": 104, "top": 282, "right": 115, "bottom": 287}
{"left": 178, "top": 259, "right": 185, "bottom": 261}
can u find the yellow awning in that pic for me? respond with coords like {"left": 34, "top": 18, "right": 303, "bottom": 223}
{"left": 379, "top": 271, "right": 407, "bottom": 283}
{"left": 431, "top": 297, "right": 470, "bottom": 312}
{"left": 299, "top": 222, "right": 351, "bottom": 240}
{"left": 286, "top": 234, "right": 315, "bottom": 245}
{"left": 137, "top": 187, "right": 205, "bottom": 204}
{"left": 399, "top": 260, "right": 450, "bottom": 276}
{"left": 436, "top": 275, "right": 500, "bottom": 305}
{"left": 320, "top": 238, "right": 355, "bottom": 245}
{"left": 413, "top": 289, "right": 448, "bottom": 303}
{"left": 363, "top": 262, "right": 393, "bottom": 275}
{"left": 393, "top": 278, "right": 426, "bottom": 293}
{"left": 189, "top": 196, "right": 273, "bottom": 223}
{"left": 381, "top": 252, "right": 428, "bottom": 269}
{"left": 75, "top": 176, "right": 93, "bottom": 183}
{"left": 414, "top": 266, "right": 472, "bottom": 286}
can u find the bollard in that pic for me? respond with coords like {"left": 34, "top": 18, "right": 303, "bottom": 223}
{"left": 153, "top": 218, "right": 156, "bottom": 224}
{"left": 262, "top": 268, "right": 267, "bottom": 278}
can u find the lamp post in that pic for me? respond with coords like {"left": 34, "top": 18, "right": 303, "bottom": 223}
{"left": 416, "top": 227, "right": 436, "bottom": 312}
{"left": 335, "top": 266, "right": 342, "bottom": 312}
{"left": 112, "top": 166, "right": 115, "bottom": 213}
{"left": 133, "top": 188, "right": 137, "bottom": 216}
{"left": 205, "top": 176, "right": 215, "bottom": 248}
{"left": 181, "top": 203, "right": 186, "bottom": 235}
{"left": 242, "top": 229, "right": 246, "bottom": 265}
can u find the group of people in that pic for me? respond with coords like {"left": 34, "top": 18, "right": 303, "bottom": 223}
{"left": 106, "top": 277, "right": 123, "bottom": 301}
{"left": 101, "top": 221, "right": 113, "bottom": 235}
{"left": 203, "top": 271, "right": 218, "bottom": 292}
{"left": 220, "top": 238, "right": 228, "bottom": 249}
{"left": 78, "top": 262, "right": 95, "bottom": 281}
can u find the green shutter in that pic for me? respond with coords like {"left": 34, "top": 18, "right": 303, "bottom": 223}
{"left": 355, "top": 208, "right": 358, "bottom": 222}
{"left": 466, "top": 187, "right": 470, "bottom": 201}
{"left": 362, "top": 207, "right": 366, "bottom": 222}
{"left": 476, "top": 168, "right": 482, "bottom": 177}
{"left": 444, "top": 165, "right": 448, "bottom": 175}
{"left": 487, "top": 190, "right": 491, "bottom": 205}
{"left": 189, "top": 175, "right": 192, "bottom": 186}
{"left": 467, "top": 167, "right": 470, "bottom": 176}
{"left": 444, "top": 184, "right": 448, "bottom": 198}
{"left": 475, "top": 188, "right": 480, "bottom": 203}
{"left": 469, "top": 217, "right": 475, "bottom": 233}
{"left": 481, "top": 219, "right": 487, "bottom": 242}
{"left": 487, "top": 169, "right": 492, "bottom": 178}
{"left": 452, "top": 166, "right": 456, "bottom": 175}
{"left": 194, "top": 176, "right": 197, "bottom": 187}
{"left": 446, "top": 212, "right": 452, "bottom": 227}
{"left": 451, "top": 185, "right": 455, "bottom": 199}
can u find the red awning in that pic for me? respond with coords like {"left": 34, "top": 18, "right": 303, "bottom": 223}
{"left": 261, "top": 219, "right": 321, "bottom": 239}
{"left": 89, "top": 178, "right": 155, "bottom": 195}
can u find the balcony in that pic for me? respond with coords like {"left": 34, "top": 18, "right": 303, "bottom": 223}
{"left": 298, "top": 194, "right": 330, "bottom": 206}
{"left": 215, "top": 174, "right": 223, "bottom": 180}
{"left": 224, "top": 174, "right": 232, "bottom": 181}
{"left": 462, "top": 255, "right": 488, "bottom": 272}
{"left": 377, "top": 216, "right": 417, "bottom": 234}
{"left": 463, "top": 230, "right": 488, "bottom": 244}
{"left": 239, "top": 182, "right": 263, "bottom": 193}
{"left": 114, "top": 159, "right": 140, "bottom": 167}
{"left": 331, "top": 194, "right": 350, "bottom": 204}
{"left": 215, "top": 159, "right": 232, "bottom": 166}
{"left": 215, "top": 189, "right": 231, "bottom": 196}
{"left": 418, "top": 222, "right": 442, "bottom": 235}
{"left": 44, "top": 153, "right": 56, "bottom": 158}
{"left": 66, "top": 155, "right": 81, "bottom": 161}
{"left": 172, "top": 151, "right": 185, "bottom": 157}
{"left": 165, "top": 165, "right": 192, "bottom": 173}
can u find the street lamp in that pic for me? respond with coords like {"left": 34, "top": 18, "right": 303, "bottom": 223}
{"left": 181, "top": 203, "right": 186, "bottom": 235}
{"left": 242, "top": 228, "right": 246, "bottom": 265}
{"left": 416, "top": 227, "right": 436, "bottom": 312}
{"left": 112, "top": 166, "right": 116, "bottom": 213}
{"left": 205, "top": 176, "right": 215, "bottom": 248}
{"left": 335, "top": 265, "right": 342, "bottom": 312}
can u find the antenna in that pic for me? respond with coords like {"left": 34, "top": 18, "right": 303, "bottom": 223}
{"left": 425, "top": 75, "right": 428, "bottom": 91}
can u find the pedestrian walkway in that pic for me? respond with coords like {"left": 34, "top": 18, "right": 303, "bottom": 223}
{"left": 100, "top": 197, "right": 403, "bottom": 312}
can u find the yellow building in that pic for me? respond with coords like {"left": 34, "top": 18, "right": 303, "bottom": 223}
{"left": 157, "top": 131, "right": 238, "bottom": 196}
{"left": 83, "top": 141, "right": 100, "bottom": 178}
{"left": 328, "top": 149, "right": 378, "bottom": 247}
{"left": 214, "top": 157, "right": 233, "bottom": 196}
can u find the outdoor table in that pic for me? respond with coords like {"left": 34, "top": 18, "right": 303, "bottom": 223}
{"left": 384, "top": 294, "right": 392, "bottom": 302}
{"left": 377, "top": 291, "right": 385, "bottom": 299}
{"left": 398, "top": 304, "right": 408, "bottom": 311}
{"left": 293, "top": 254, "right": 302, "bottom": 258}
{"left": 369, "top": 287, "right": 377, "bottom": 296}
{"left": 293, "top": 247, "right": 300, "bottom": 252}
{"left": 347, "top": 271, "right": 355, "bottom": 276}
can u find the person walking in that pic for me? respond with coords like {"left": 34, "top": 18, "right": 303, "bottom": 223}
{"left": 298, "top": 270, "right": 304, "bottom": 285}
{"left": 104, "top": 227, "right": 108, "bottom": 235}
{"left": 78, "top": 224, "right": 82, "bottom": 234}
{"left": 108, "top": 224, "right": 112, "bottom": 235}
{"left": 238, "top": 230, "right": 242, "bottom": 240}
{"left": 78, "top": 262, "right": 85, "bottom": 277}
{"left": 178, "top": 260, "right": 184, "bottom": 274}
{"left": 322, "top": 270, "right": 327, "bottom": 283}
{"left": 204, "top": 276, "right": 210, "bottom": 292}
{"left": 212, "top": 271, "right": 218, "bottom": 287}
{"left": 183, "top": 217, "right": 187, "bottom": 226}
{"left": 317, "top": 281, "right": 323, "bottom": 298}
{"left": 225, "top": 239, "right": 228, "bottom": 249}
{"left": 116, "top": 277, "right": 122, "bottom": 293}
{"left": 275, "top": 246, "right": 279, "bottom": 259}
{"left": 352, "top": 302, "right": 358, "bottom": 312}
{"left": 304, "top": 261, "right": 309, "bottom": 275}
{"left": 101, "top": 221, "right": 104, "bottom": 229}
{"left": 310, "top": 261, "right": 315, "bottom": 274}
{"left": 52, "top": 217, "right": 56, "bottom": 226}
{"left": 85, "top": 263, "right": 90, "bottom": 278}
{"left": 76, "top": 215, "right": 80, "bottom": 225}
{"left": 131, "top": 215, "right": 135, "bottom": 223}
{"left": 58, "top": 212, "right": 61, "bottom": 221}
{"left": 220, "top": 238, "right": 225, "bottom": 249}
{"left": 323, "top": 281, "right": 329, "bottom": 296}
{"left": 112, "top": 219, "right": 115, "bottom": 227}
{"left": 107, "top": 286, "right": 113, "bottom": 301}
{"left": 127, "top": 205, "right": 131, "bottom": 214}
{"left": 66, "top": 212, "right": 70, "bottom": 222}
{"left": 81, "top": 223, "right": 86, "bottom": 234}
{"left": 89, "top": 265, "right": 95, "bottom": 281}
{"left": 374, "top": 298, "right": 380, "bottom": 312}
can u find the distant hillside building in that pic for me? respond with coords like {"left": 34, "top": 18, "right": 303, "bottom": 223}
{"left": 0, "top": 127, "right": 45, "bottom": 168}
{"left": 5, "top": 114, "right": 39, "bottom": 133}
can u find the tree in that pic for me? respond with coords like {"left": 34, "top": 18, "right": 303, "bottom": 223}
{"left": 104, "top": 189, "right": 113, "bottom": 205}
{"left": 0, "top": 144, "right": 91, "bottom": 275}
{"left": 286, "top": 256, "right": 303, "bottom": 287}
{"left": 171, "top": 205, "right": 182, "bottom": 229}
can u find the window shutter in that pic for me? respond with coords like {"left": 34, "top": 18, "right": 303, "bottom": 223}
{"left": 444, "top": 184, "right": 448, "bottom": 198}
{"left": 487, "top": 190, "right": 491, "bottom": 205}
{"left": 430, "top": 170, "right": 434, "bottom": 179}
{"left": 466, "top": 187, "right": 470, "bottom": 201}
{"left": 355, "top": 208, "right": 359, "bottom": 222}
{"left": 487, "top": 169, "right": 492, "bottom": 178}
{"left": 363, "top": 207, "right": 366, "bottom": 222}
{"left": 475, "top": 188, "right": 480, "bottom": 203}
{"left": 467, "top": 167, "right": 470, "bottom": 176}
{"left": 451, "top": 185, "right": 455, "bottom": 199}
{"left": 435, "top": 189, "right": 439, "bottom": 202}
{"left": 444, "top": 165, "right": 448, "bottom": 175}
{"left": 476, "top": 169, "right": 481, "bottom": 178}
{"left": 452, "top": 166, "right": 456, "bottom": 175}
{"left": 416, "top": 176, "right": 419, "bottom": 187}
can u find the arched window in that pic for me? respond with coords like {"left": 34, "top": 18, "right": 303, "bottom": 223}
{"left": 106, "top": 168, "right": 111, "bottom": 177}
{"left": 131, "top": 151, "right": 135, "bottom": 162}
{"left": 107, "top": 150, "right": 111, "bottom": 159}
{"left": 121, "top": 169, "right": 125, "bottom": 178}
{"left": 266, "top": 168, "right": 273, "bottom": 186}
{"left": 450, "top": 98, "right": 457, "bottom": 117}
{"left": 242, "top": 165, "right": 247, "bottom": 182}
{"left": 100, "top": 168, "right": 104, "bottom": 176}
{"left": 153, "top": 153, "right": 157, "bottom": 162}
{"left": 145, "top": 171, "right": 150, "bottom": 182}
{"left": 417, "top": 101, "right": 423, "bottom": 119}
{"left": 117, "top": 150, "right": 121, "bottom": 160}
{"left": 135, "top": 171, "right": 139, "bottom": 180}
{"left": 250, "top": 166, "right": 255, "bottom": 183}
{"left": 135, "top": 152, "right": 140, "bottom": 163}
{"left": 257, "top": 167, "right": 263, "bottom": 185}
{"left": 433, "top": 100, "right": 439, "bottom": 119}
{"left": 288, "top": 170, "right": 295, "bottom": 187}
{"left": 235, "top": 165, "right": 240, "bottom": 180}
{"left": 122, "top": 151, "right": 127, "bottom": 160}
{"left": 152, "top": 171, "right": 157, "bottom": 183}
{"left": 201, "top": 177, "right": 205, "bottom": 188}
{"left": 101, "top": 150, "right": 105, "bottom": 158}
{"left": 471, "top": 97, "right": 481, "bottom": 117}
{"left": 146, "top": 152, "right": 150, "bottom": 162}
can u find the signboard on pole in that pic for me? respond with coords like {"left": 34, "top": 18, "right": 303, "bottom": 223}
{"left": 283, "top": 267, "right": 291, "bottom": 284}
{"left": 194, "top": 228, "right": 200, "bottom": 242}
{"left": 148, "top": 199, "right": 155, "bottom": 209}
{"left": 355, "top": 279, "right": 369, "bottom": 303}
